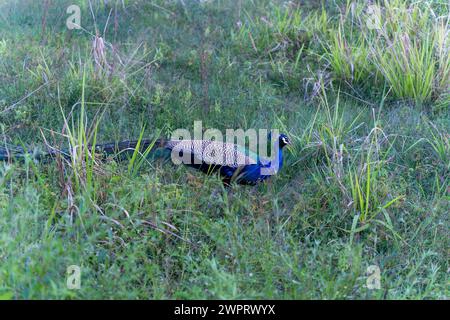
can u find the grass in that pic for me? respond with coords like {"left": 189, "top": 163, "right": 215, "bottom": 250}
{"left": 0, "top": 0, "right": 448, "bottom": 299}
{"left": 323, "top": 0, "right": 449, "bottom": 105}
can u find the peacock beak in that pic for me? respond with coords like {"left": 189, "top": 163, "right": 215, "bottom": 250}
{"left": 284, "top": 141, "right": 293, "bottom": 154}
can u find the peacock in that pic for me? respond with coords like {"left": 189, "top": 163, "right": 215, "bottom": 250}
{"left": 0, "top": 133, "right": 291, "bottom": 185}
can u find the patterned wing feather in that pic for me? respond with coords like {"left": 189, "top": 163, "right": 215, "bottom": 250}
{"left": 165, "top": 140, "right": 257, "bottom": 167}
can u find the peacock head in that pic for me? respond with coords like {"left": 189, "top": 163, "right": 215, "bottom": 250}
{"left": 278, "top": 133, "right": 291, "bottom": 149}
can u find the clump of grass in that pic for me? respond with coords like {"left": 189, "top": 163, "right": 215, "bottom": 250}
{"left": 323, "top": 25, "right": 371, "bottom": 84}
{"left": 306, "top": 85, "right": 403, "bottom": 242}
{"left": 126, "top": 125, "right": 160, "bottom": 177}
{"left": 323, "top": 1, "right": 449, "bottom": 104}
{"left": 348, "top": 144, "right": 403, "bottom": 224}
{"left": 341, "top": 126, "right": 404, "bottom": 245}
{"left": 368, "top": 3, "right": 440, "bottom": 103}
{"left": 322, "top": 2, "right": 373, "bottom": 86}
{"left": 426, "top": 120, "right": 450, "bottom": 171}
{"left": 233, "top": 4, "right": 327, "bottom": 59}
{"left": 57, "top": 66, "right": 101, "bottom": 195}
{"left": 231, "top": 4, "right": 329, "bottom": 90}
{"left": 367, "top": 1, "right": 449, "bottom": 104}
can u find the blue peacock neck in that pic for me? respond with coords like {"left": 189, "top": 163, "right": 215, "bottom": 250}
{"left": 259, "top": 141, "right": 284, "bottom": 177}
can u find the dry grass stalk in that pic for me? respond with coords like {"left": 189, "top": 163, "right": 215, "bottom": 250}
{"left": 92, "top": 33, "right": 111, "bottom": 77}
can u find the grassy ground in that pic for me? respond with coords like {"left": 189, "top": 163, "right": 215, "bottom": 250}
{"left": 0, "top": 0, "right": 448, "bottom": 299}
